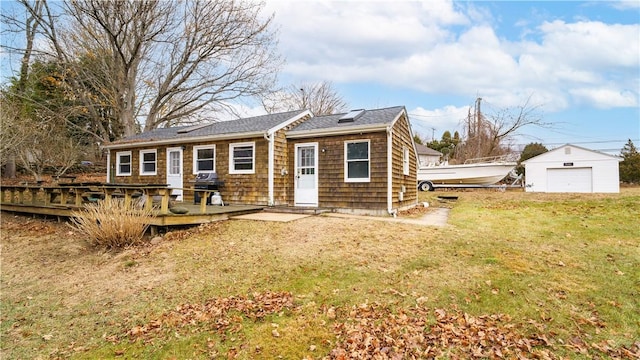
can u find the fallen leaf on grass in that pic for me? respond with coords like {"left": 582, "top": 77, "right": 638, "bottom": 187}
{"left": 122, "top": 291, "right": 294, "bottom": 343}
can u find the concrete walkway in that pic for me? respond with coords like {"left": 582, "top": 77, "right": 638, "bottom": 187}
{"left": 231, "top": 207, "right": 450, "bottom": 226}
{"left": 231, "top": 212, "right": 311, "bottom": 222}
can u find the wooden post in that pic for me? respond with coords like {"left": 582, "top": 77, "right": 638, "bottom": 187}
{"left": 144, "top": 190, "right": 154, "bottom": 211}
{"left": 29, "top": 188, "right": 38, "bottom": 205}
{"left": 59, "top": 188, "right": 69, "bottom": 205}
{"left": 199, "top": 190, "right": 211, "bottom": 214}
{"left": 123, "top": 188, "right": 132, "bottom": 208}
{"left": 44, "top": 188, "right": 51, "bottom": 206}
{"left": 157, "top": 188, "right": 170, "bottom": 214}
{"left": 74, "top": 188, "right": 84, "bottom": 207}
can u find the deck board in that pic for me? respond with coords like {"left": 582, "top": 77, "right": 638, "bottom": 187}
{"left": 0, "top": 201, "right": 263, "bottom": 227}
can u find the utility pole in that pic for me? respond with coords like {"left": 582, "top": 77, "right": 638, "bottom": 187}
{"left": 476, "top": 97, "right": 482, "bottom": 136}
{"left": 300, "top": 88, "right": 306, "bottom": 109}
{"left": 431, "top": 127, "right": 436, "bottom": 142}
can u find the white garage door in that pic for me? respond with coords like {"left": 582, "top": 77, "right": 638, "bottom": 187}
{"left": 547, "top": 168, "right": 593, "bottom": 193}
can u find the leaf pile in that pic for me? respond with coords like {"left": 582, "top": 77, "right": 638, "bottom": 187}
{"left": 123, "top": 291, "right": 294, "bottom": 342}
{"left": 326, "top": 303, "right": 639, "bottom": 359}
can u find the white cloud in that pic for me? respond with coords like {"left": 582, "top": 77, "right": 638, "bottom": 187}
{"left": 570, "top": 88, "right": 638, "bottom": 108}
{"left": 536, "top": 20, "right": 639, "bottom": 69}
{"left": 408, "top": 105, "right": 469, "bottom": 140}
{"left": 267, "top": 1, "right": 639, "bottom": 113}
{"left": 609, "top": 1, "right": 640, "bottom": 10}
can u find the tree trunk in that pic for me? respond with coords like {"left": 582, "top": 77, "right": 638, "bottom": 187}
{"left": 4, "top": 155, "right": 17, "bottom": 178}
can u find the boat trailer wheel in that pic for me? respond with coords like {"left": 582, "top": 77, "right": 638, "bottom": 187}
{"left": 419, "top": 181, "right": 434, "bottom": 192}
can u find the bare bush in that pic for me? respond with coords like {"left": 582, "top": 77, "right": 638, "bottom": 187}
{"left": 69, "top": 199, "right": 154, "bottom": 248}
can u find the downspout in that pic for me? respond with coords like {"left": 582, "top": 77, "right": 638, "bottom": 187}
{"left": 106, "top": 151, "right": 111, "bottom": 183}
{"left": 387, "top": 126, "right": 396, "bottom": 217}
{"left": 264, "top": 132, "right": 274, "bottom": 206}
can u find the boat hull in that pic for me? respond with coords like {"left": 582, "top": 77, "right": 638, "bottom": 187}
{"left": 417, "top": 162, "right": 517, "bottom": 186}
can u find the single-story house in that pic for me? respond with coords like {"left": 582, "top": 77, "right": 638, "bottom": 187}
{"left": 522, "top": 144, "right": 622, "bottom": 193}
{"left": 103, "top": 106, "right": 418, "bottom": 215}
{"left": 415, "top": 144, "right": 442, "bottom": 167}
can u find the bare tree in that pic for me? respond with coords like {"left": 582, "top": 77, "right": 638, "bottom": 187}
{"left": 3, "top": 95, "right": 83, "bottom": 182}
{"left": 262, "top": 81, "right": 348, "bottom": 115}
{"left": 8, "top": 0, "right": 281, "bottom": 139}
{"left": 0, "top": 94, "right": 27, "bottom": 172}
{"left": 0, "top": 0, "right": 45, "bottom": 177}
{"left": 455, "top": 96, "right": 549, "bottom": 162}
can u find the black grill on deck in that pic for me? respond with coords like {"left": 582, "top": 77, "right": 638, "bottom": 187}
{"left": 193, "top": 173, "right": 224, "bottom": 205}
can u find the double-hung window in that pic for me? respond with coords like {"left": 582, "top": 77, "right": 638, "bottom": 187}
{"left": 139, "top": 149, "right": 157, "bottom": 176}
{"left": 116, "top": 151, "right": 132, "bottom": 176}
{"left": 345, "top": 140, "right": 370, "bottom": 182}
{"left": 193, "top": 145, "right": 216, "bottom": 173}
{"left": 229, "top": 142, "right": 255, "bottom": 174}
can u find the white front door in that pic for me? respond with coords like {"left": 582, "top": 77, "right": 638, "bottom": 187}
{"left": 166, "top": 147, "right": 183, "bottom": 200}
{"left": 294, "top": 143, "right": 318, "bottom": 206}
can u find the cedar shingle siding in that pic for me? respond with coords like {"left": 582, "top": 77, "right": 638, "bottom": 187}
{"left": 287, "top": 132, "right": 388, "bottom": 209}
{"left": 390, "top": 113, "right": 417, "bottom": 208}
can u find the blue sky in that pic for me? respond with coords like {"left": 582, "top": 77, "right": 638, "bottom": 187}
{"left": 1, "top": 0, "right": 638, "bottom": 155}
{"left": 263, "top": 0, "right": 640, "bottom": 154}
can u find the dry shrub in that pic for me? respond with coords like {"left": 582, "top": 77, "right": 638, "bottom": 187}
{"left": 70, "top": 199, "right": 154, "bottom": 248}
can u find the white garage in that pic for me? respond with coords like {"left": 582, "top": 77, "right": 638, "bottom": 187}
{"left": 522, "top": 144, "right": 621, "bottom": 193}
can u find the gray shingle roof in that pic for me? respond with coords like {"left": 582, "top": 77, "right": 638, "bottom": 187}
{"left": 110, "top": 110, "right": 307, "bottom": 144}
{"left": 415, "top": 143, "right": 442, "bottom": 156}
{"left": 289, "top": 106, "right": 405, "bottom": 133}
{"left": 107, "top": 106, "right": 408, "bottom": 146}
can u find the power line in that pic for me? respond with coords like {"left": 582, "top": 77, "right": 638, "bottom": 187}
{"left": 408, "top": 112, "right": 466, "bottom": 119}
{"left": 539, "top": 139, "right": 639, "bottom": 146}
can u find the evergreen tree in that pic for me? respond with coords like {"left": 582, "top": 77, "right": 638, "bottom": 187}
{"left": 516, "top": 142, "right": 548, "bottom": 175}
{"left": 620, "top": 139, "right": 640, "bottom": 184}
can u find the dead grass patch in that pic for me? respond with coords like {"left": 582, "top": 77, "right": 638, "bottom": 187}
{"left": 1, "top": 187, "right": 639, "bottom": 359}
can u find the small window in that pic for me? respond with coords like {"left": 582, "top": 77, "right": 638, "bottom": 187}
{"left": 345, "top": 140, "right": 370, "bottom": 182}
{"left": 139, "top": 149, "right": 157, "bottom": 175}
{"left": 229, "top": 142, "right": 255, "bottom": 174}
{"left": 403, "top": 146, "right": 410, "bottom": 175}
{"left": 193, "top": 145, "right": 216, "bottom": 174}
{"left": 116, "top": 151, "right": 132, "bottom": 176}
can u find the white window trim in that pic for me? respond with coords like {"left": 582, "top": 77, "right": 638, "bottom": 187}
{"left": 229, "top": 142, "right": 255, "bottom": 174}
{"left": 403, "top": 146, "right": 410, "bottom": 175}
{"left": 192, "top": 145, "right": 216, "bottom": 174}
{"left": 139, "top": 149, "right": 157, "bottom": 176}
{"left": 116, "top": 151, "right": 132, "bottom": 176}
{"left": 344, "top": 139, "right": 370, "bottom": 183}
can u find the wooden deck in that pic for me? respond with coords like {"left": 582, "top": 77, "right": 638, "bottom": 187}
{"left": 0, "top": 183, "right": 264, "bottom": 229}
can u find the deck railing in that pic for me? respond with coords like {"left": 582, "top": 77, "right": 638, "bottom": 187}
{"left": 0, "top": 183, "right": 221, "bottom": 215}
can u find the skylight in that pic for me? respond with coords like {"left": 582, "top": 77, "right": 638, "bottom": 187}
{"left": 338, "top": 109, "right": 365, "bottom": 123}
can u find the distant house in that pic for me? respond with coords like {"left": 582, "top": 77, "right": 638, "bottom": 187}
{"left": 103, "top": 106, "right": 418, "bottom": 215}
{"left": 415, "top": 144, "right": 442, "bottom": 167}
{"left": 522, "top": 144, "right": 621, "bottom": 193}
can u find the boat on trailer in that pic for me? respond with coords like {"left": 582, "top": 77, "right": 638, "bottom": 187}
{"left": 417, "top": 156, "right": 517, "bottom": 191}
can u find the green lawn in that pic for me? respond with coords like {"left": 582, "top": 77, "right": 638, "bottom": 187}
{"left": 1, "top": 188, "right": 638, "bottom": 359}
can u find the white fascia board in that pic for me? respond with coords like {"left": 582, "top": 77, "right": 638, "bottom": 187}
{"left": 266, "top": 110, "right": 313, "bottom": 136}
{"left": 102, "top": 131, "right": 265, "bottom": 150}
{"left": 392, "top": 107, "right": 419, "bottom": 162}
{"left": 286, "top": 124, "right": 388, "bottom": 139}
{"left": 387, "top": 127, "right": 393, "bottom": 214}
